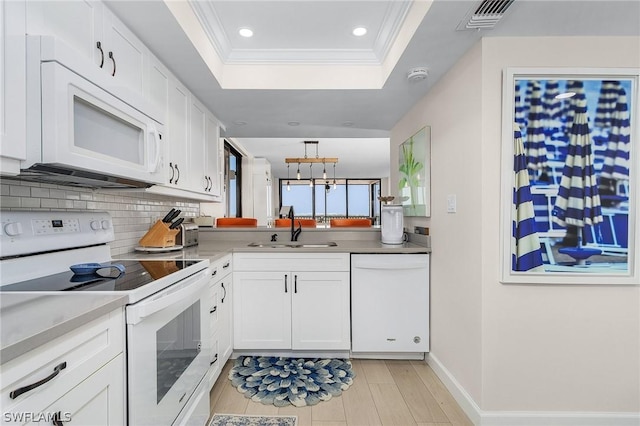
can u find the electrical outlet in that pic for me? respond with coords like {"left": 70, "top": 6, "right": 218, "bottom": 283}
{"left": 447, "top": 194, "right": 457, "bottom": 213}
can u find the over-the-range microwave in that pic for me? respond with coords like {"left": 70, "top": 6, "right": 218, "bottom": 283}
{"left": 20, "top": 36, "right": 165, "bottom": 189}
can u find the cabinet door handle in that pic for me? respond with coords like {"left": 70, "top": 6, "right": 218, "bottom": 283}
{"left": 221, "top": 282, "right": 226, "bottom": 303}
{"left": 294, "top": 275, "right": 297, "bottom": 293}
{"left": 210, "top": 306, "right": 217, "bottom": 314}
{"left": 108, "top": 51, "right": 116, "bottom": 76}
{"left": 96, "top": 41, "right": 104, "bottom": 68}
{"left": 169, "top": 162, "right": 175, "bottom": 183}
{"left": 223, "top": 262, "right": 230, "bottom": 269}
{"left": 175, "top": 164, "right": 180, "bottom": 184}
{"left": 284, "top": 274, "right": 288, "bottom": 293}
{"left": 9, "top": 362, "right": 67, "bottom": 399}
{"left": 210, "top": 353, "right": 218, "bottom": 366}
{"left": 52, "top": 411, "right": 64, "bottom": 426}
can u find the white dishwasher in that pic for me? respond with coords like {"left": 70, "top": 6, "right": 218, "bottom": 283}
{"left": 351, "top": 254, "right": 429, "bottom": 354}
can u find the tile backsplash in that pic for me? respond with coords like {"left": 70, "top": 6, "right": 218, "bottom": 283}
{"left": 1, "top": 178, "right": 200, "bottom": 256}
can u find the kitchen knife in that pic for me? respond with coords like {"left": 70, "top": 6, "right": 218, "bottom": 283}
{"left": 162, "top": 208, "right": 176, "bottom": 222}
{"left": 166, "top": 209, "right": 181, "bottom": 223}
{"left": 169, "top": 217, "right": 184, "bottom": 229}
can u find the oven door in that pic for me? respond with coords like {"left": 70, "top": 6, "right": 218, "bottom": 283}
{"left": 126, "top": 269, "right": 211, "bottom": 426}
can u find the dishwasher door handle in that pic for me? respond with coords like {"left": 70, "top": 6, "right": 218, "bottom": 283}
{"left": 353, "top": 262, "right": 426, "bottom": 270}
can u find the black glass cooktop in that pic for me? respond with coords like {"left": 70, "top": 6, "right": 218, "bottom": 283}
{"left": 0, "top": 260, "right": 201, "bottom": 292}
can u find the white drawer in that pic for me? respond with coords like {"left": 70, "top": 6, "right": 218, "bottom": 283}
{"left": 233, "top": 252, "right": 349, "bottom": 272}
{"left": 0, "top": 310, "right": 124, "bottom": 419}
{"left": 210, "top": 254, "right": 232, "bottom": 280}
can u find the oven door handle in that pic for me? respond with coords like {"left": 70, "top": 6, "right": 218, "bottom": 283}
{"left": 127, "top": 270, "right": 209, "bottom": 325}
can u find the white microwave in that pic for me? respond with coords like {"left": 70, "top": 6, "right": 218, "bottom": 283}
{"left": 21, "top": 36, "right": 164, "bottom": 188}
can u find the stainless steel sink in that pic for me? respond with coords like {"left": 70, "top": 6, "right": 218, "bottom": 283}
{"left": 247, "top": 242, "right": 292, "bottom": 248}
{"left": 294, "top": 242, "right": 337, "bottom": 248}
{"left": 247, "top": 242, "right": 337, "bottom": 248}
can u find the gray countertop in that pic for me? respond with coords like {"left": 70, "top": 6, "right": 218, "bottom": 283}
{"left": 122, "top": 239, "right": 429, "bottom": 261}
{"left": 0, "top": 293, "right": 127, "bottom": 364}
{"left": 2, "top": 231, "right": 429, "bottom": 363}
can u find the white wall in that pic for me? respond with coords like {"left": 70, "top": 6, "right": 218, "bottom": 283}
{"left": 391, "top": 41, "right": 485, "bottom": 405}
{"left": 391, "top": 35, "right": 640, "bottom": 415}
{"left": 479, "top": 36, "right": 640, "bottom": 412}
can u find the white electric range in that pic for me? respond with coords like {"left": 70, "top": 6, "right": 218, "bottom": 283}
{"left": 0, "top": 210, "right": 212, "bottom": 425}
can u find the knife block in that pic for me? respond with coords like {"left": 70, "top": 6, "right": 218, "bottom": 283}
{"left": 139, "top": 220, "right": 179, "bottom": 248}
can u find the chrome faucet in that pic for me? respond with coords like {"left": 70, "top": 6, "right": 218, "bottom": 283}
{"left": 287, "top": 206, "right": 302, "bottom": 241}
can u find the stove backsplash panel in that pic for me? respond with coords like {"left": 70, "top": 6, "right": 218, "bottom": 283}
{"left": 0, "top": 179, "right": 199, "bottom": 256}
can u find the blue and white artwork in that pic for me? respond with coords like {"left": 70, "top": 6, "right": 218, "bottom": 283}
{"left": 511, "top": 77, "right": 634, "bottom": 275}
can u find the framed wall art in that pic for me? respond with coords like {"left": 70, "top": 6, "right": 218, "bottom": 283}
{"left": 500, "top": 67, "right": 639, "bottom": 285}
{"left": 399, "top": 126, "right": 431, "bottom": 217}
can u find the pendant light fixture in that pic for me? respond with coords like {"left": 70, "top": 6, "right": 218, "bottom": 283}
{"left": 309, "top": 163, "right": 314, "bottom": 187}
{"left": 285, "top": 141, "right": 338, "bottom": 182}
{"left": 332, "top": 163, "right": 337, "bottom": 190}
{"left": 287, "top": 163, "right": 291, "bottom": 191}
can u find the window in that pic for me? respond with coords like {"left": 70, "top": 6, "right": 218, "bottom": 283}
{"left": 224, "top": 141, "right": 242, "bottom": 217}
{"left": 279, "top": 178, "right": 381, "bottom": 225}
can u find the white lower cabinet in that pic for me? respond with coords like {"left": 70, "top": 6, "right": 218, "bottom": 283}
{"left": 40, "top": 354, "right": 124, "bottom": 426}
{"left": 233, "top": 253, "right": 350, "bottom": 351}
{"left": 0, "top": 309, "right": 125, "bottom": 426}
{"left": 206, "top": 255, "right": 233, "bottom": 389}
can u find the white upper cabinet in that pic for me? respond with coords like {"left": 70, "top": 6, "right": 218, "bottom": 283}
{"left": 205, "top": 111, "right": 222, "bottom": 199}
{"left": 166, "top": 76, "right": 190, "bottom": 189}
{"left": 189, "top": 95, "right": 207, "bottom": 193}
{"left": 26, "top": 1, "right": 103, "bottom": 66}
{"left": 13, "top": 0, "right": 224, "bottom": 201}
{"left": 1, "top": 0, "right": 27, "bottom": 175}
{"left": 26, "top": 1, "right": 147, "bottom": 102}
{"left": 146, "top": 54, "right": 169, "bottom": 126}
{"left": 101, "top": 6, "right": 146, "bottom": 96}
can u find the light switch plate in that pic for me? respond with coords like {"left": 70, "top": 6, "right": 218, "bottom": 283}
{"left": 447, "top": 194, "right": 457, "bottom": 213}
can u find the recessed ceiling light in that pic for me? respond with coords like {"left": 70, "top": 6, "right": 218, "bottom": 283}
{"left": 352, "top": 27, "right": 367, "bottom": 37}
{"left": 342, "top": 121, "right": 354, "bottom": 127}
{"left": 233, "top": 120, "right": 247, "bottom": 126}
{"left": 238, "top": 28, "right": 254, "bottom": 38}
{"left": 287, "top": 121, "right": 300, "bottom": 126}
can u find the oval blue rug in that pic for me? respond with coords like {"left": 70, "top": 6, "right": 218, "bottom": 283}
{"left": 229, "top": 356, "right": 355, "bottom": 407}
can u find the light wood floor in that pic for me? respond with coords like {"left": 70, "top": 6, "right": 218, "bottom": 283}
{"left": 209, "top": 359, "right": 473, "bottom": 426}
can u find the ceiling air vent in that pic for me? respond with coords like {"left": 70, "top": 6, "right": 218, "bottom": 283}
{"left": 456, "top": 0, "right": 516, "bottom": 31}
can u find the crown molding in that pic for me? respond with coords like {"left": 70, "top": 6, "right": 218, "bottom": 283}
{"left": 372, "top": 1, "right": 413, "bottom": 62}
{"left": 188, "top": 0, "right": 411, "bottom": 65}
{"left": 188, "top": 0, "right": 231, "bottom": 60}
{"left": 226, "top": 48, "right": 380, "bottom": 64}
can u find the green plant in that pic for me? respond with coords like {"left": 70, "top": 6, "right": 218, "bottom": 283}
{"left": 399, "top": 136, "right": 424, "bottom": 208}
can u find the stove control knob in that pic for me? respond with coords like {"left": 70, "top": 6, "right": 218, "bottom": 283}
{"left": 101, "top": 220, "right": 111, "bottom": 230}
{"left": 90, "top": 220, "right": 102, "bottom": 230}
{"left": 4, "top": 222, "right": 23, "bottom": 236}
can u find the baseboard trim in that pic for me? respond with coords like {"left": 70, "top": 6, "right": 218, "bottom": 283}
{"left": 425, "top": 353, "right": 483, "bottom": 425}
{"left": 425, "top": 353, "right": 640, "bottom": 426}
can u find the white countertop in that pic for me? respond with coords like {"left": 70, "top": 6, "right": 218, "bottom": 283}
{"left": 0, "top": 293, "right": 127, "bottom": 364}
